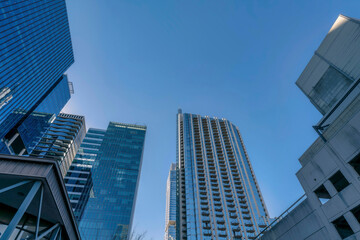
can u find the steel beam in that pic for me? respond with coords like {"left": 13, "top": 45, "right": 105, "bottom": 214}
{"left": 49, "top": 226, "right": 60, "bottom": 240}
{"left": 35, "top": 186, "right": 44, "bottom": 239}
{"left": 1, "top": 181, "right": 41, "bottom": 240}
{"left": 37, "top": 223, "right": 60, "bottom": 240}
{"left": 0, "top": 180, "right": 31, "bottom": 194}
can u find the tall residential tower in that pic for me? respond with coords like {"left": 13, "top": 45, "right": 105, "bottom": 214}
{"left": 165, "top": 163, "right": 177, "bottom": 240}
{"left": 177, "top": 110, "right": 270, "bottom": 240}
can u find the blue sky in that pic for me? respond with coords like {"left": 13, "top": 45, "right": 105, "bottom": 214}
{"left": 63, "top": 1, "right": 360, "bottom": 239}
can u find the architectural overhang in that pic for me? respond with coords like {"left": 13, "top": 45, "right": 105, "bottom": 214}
{"left": 0, "top": 154, "right": 81, "bottom": 239}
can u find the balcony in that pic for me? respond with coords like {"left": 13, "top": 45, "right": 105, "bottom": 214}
{"left": 215, "top": 213, "right": 224, "bottom": 218}
{"left": 218, "top": 232, "right": 227, "bottom": 238}
{"left": 217, "top": 220, "right": 225, "bottom": 225}
{"left": 215, "top": 207, "right": 222, "bottom": 212}
{"left": 229, "top": 213, "right": 237, "bottom": 219}
{"left": 201, "top": 212, "right": 210, "bottom": 217}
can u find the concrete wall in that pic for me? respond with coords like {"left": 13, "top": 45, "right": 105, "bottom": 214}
{"left": 260, "top": 199, "right": 332, "bottom": 240}
{"left": 260, "top": 15, "right": 360, "bottom": 240}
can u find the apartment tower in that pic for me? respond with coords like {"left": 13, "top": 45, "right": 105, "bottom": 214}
{"left": 165, "top": 163, "right": 177, "bottom": 240}
{"left": 177, "top": 110, "right": 270, "bottom": 240}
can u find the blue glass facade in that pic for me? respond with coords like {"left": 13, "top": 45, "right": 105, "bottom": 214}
{"left": 0, "top": 0, "right": 74, "bottom": 153}
{"left": 165, "top": 163, "right": 177, "bottom": 240}
{"left": 17, "top": 74, "right": 72, "bottom": 154}
{"left": 79, "top": 122, "right": 146, "bottom": 240}
{"left": 17, "top": 111, "right": 55, "bottom": 154}
{"left": 35, "top": 74, "right": 72, "bottom": 114}
{"left": 177, "top": 112, "right": 270, "bottom": 240}
{"left": 65, "top": 128, "right": 106, "bottom": 222}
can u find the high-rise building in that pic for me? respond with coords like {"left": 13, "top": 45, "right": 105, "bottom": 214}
{"left": 31, "top": 113, "right": 86, "bottom": 177}
{"left": 79, "top": 122, "right": 146, "bottom": 240}
{"left": 177, "top": 110, "right": 270, "bottom": 240}
{"left": 65, "top": 128, "right": 106, "bottom": 222}
{"left": 258, "top": 15, "right": 360, "bottom": 240}
{"left": 15, "top": 75, "right": 73, "bottom": 155}
{"left": 0, "top": 0, "right": 74, "bottom": 154}
{"left": 165, "top": 163, "right": 177, "bottom": 240}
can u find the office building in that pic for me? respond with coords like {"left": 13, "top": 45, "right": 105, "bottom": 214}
{"left": 0, "top": 0, "right": 74, "bottom": 154}
{"left": 258, "top": 15, "right": 360, "bottom": 240}
{"left": 165, "top": 163, "right": 177, "bottom": 240}
{"left": 0, "top": 154, "right": 81, "bottom": 239}
{"left": 79, "top": 122, "right": 146, "bottom": 240}
{"left": 31, "top": 113, "right": 86, "bottom": 177}
{"left": 177, "top": 110, "right": 270, "bottom": 240}
{"left": 65, "top": 128, "right": 106, "bottom": 222}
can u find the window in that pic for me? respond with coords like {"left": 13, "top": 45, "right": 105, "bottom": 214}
{"left": 351, "top": 204, "right": 360, "bottom": 223}
{"left": 349, "top": 153, "right": 360, "bottom": 176}
{"left": 332, "top": 216, "right": 354, "bottom": 239}
{"left": 329, "top": 171, "right": 350, "bottom": 192}
{"left": 314, "top": 185, "right": 331, "bottom": 204}
{"left": 309, "top": 66, "right": 353, "bottom": 114}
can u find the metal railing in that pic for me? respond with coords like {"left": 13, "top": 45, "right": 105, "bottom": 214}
{"left": 254, "top": 194, "right": 306, "bottom": 240}
{"left": 313, "top": 77, "right": 360, "bottom": 142}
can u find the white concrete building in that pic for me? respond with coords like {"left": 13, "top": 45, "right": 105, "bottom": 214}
{"left": 258, "top": 15, "right": 360, "bottom": 240}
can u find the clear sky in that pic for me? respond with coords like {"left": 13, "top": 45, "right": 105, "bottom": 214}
{"left": 63, "top": 1, "right": 360, "bottom": 239}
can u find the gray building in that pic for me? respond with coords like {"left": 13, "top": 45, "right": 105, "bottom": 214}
{"left": 258, "top": 15, "right": 360, "bottom": 240}
{"left": 31, "top": 113, "right": 86, "bottom": 177}
{"left": 177, "top": 110, "right": 270, "bottom": 240}
{"left": 0, "top": 154, "right": 81, "bottom": 239}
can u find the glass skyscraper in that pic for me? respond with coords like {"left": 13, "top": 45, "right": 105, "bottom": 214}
{"left": 65, "top": 128, "right": 106, "bottom": 222}
{"left": 16, "top": 75, "right": 73, "bottom": 154}
{"left": 177, "top": 110, "right": 270, "bottom": 240}
{"left": 0, "top": 0, "right": 74, "bottom": 154}
{"left": 165, "top": 163, "right": 177, "bottom": 240}
{"left": 79, "top": 122, "right": 147, "bottom": 240}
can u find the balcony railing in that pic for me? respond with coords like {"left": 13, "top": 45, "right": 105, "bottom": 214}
{"left": 254, "top": 194, "right": 306, "bottom": 240}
